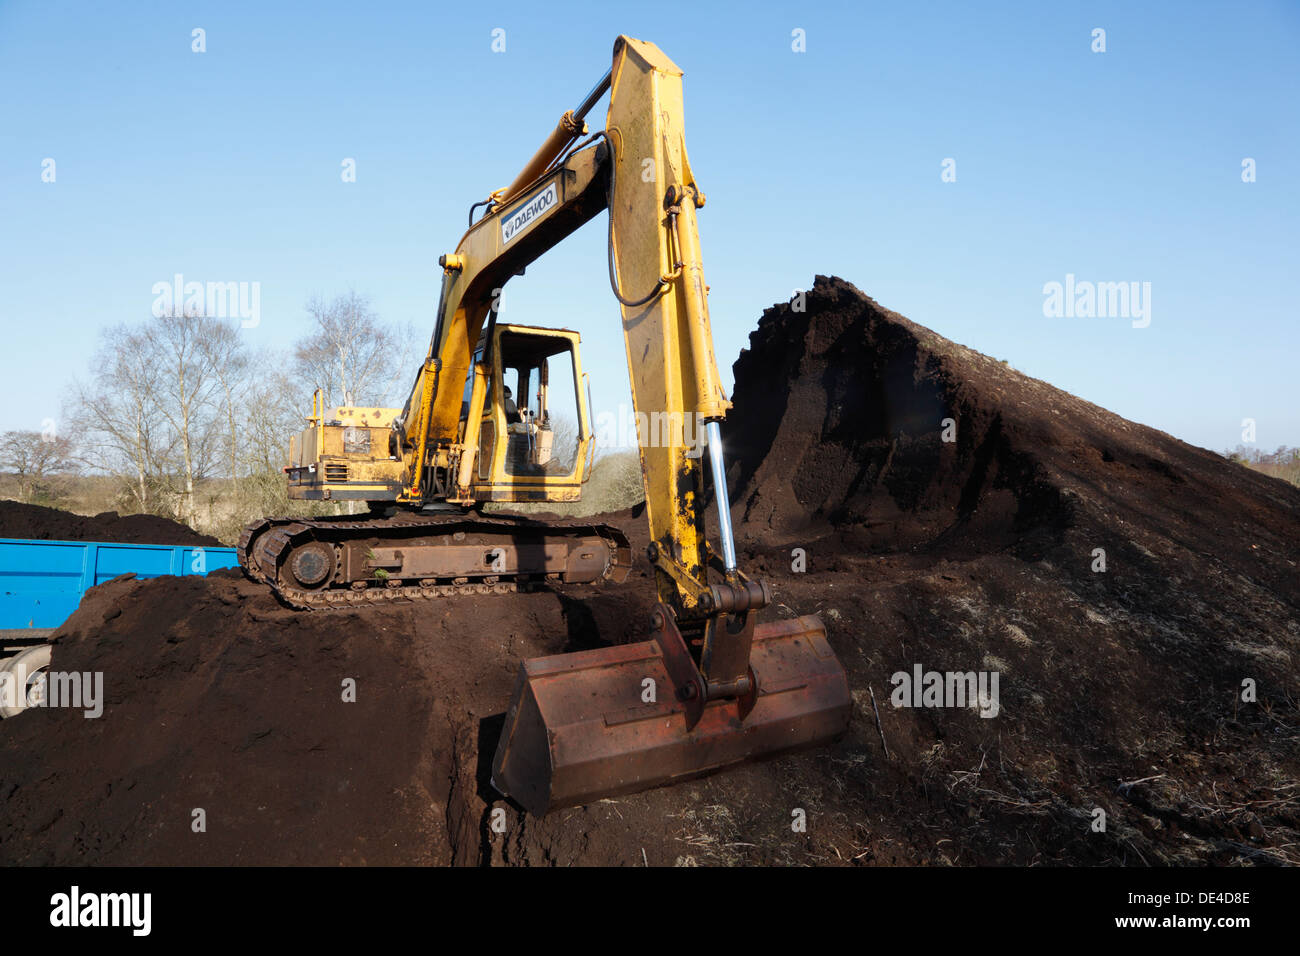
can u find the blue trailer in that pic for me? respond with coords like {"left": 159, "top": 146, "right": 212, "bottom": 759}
{"left": 0, "top": 537, "right": 239, "bottom": 632}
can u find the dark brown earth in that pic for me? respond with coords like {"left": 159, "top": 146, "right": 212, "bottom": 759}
{"left": 0, "top": 500, "right": 219, "bottom": 547}
{"left": 1, "top": 276, "right": 1296, "bottom": 866}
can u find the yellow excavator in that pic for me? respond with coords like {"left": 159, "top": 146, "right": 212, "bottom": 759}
{"left": 239, "top": 36, "right": 851, "bottom": 815}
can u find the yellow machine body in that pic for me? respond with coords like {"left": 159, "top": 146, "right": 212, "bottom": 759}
{"left": 248, "top": 35, "right": 852, "bottom": 815}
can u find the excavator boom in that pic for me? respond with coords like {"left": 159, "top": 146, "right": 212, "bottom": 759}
{"left": 485, "top": 37, "right": 852, "bottom": 813}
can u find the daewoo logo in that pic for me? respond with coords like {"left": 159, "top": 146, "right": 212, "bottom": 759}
{"left": 501, "top": 182, "right": 558, "bottom": 244}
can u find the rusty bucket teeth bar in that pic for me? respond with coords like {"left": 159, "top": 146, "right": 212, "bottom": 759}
{"left": 491, "top": 613, "right": 852, "bottom": 816}
{"left": 237, "top": 512, "right": 631, "bottom": 610}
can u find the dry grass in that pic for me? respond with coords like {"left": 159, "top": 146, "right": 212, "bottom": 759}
{"left": 1225, "top": 445, "right": 1300, "bottom": 487}
{"left": 485, "top": 449, "right": 645, "bottom": 518}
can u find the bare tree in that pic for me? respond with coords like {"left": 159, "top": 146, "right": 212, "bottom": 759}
{"left": 293, "top": 292, "right": 415, "bottom": 409}
{"left": 0, "top": 430, "right": 75, "bottom": 502}
{"left": 63, "top": 294, "right": 414, "bottom": 533}
{"left": 70, "top": 310, "right": 251, "bottom": 524}
{"left": 68, "top": 323, "right": 167, "bottom": 513}
{"left": 227, "top": 358, "right": 310, "bottom": 522}
{"left": 203, "top": 319, "right": 251, "bottom": 496}
{"left": 151, "top": 308, "right": 233, "bottom": 525}
{"left": 240, "top": 362, "right": 302, "bottom": 475}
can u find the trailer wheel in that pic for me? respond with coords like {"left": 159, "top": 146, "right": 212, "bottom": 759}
{"left": 0, "top": 644, "right": 53, "bottom": 718}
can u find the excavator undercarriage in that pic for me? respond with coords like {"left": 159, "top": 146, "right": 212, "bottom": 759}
{"left": 239, "top": 513, "right": 630, "bottom": 610}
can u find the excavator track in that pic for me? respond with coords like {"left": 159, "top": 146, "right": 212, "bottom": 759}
{"left": 238, "top": 511, "right": 632, "bottom": 610}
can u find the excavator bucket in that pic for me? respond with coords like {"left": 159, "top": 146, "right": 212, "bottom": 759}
{"left": 490, "top": 613, "right": 851, "bottom": 816}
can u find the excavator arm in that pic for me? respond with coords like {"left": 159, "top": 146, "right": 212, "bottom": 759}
{"left": 452, "top": 36, "right": 854, "bottom": 814}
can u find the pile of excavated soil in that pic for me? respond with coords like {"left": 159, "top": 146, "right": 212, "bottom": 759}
{"left": 1, "top": 276, "right": 1296, "bottom": 866}
{"left": 0, "top": 500, "right": 218, "bottom": 547}
{"left": 0, "top": 554, "right": 661, "bottom": 865}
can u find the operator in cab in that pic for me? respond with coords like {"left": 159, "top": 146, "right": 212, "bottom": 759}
{"left": 503, "top": 386, "right": 522, "bottom": 425}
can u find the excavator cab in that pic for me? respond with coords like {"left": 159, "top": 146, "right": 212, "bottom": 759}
{"left": 461, "top": 323, "right": 593, "bottom": 503}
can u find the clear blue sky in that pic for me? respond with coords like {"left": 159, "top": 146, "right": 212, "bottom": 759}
{"left": 1, "top": 0, "right": 1297, "bottom": 453}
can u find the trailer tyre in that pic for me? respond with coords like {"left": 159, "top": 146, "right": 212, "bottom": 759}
{"left": 0, "top": 644, "right": 53, "bottom": 718}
